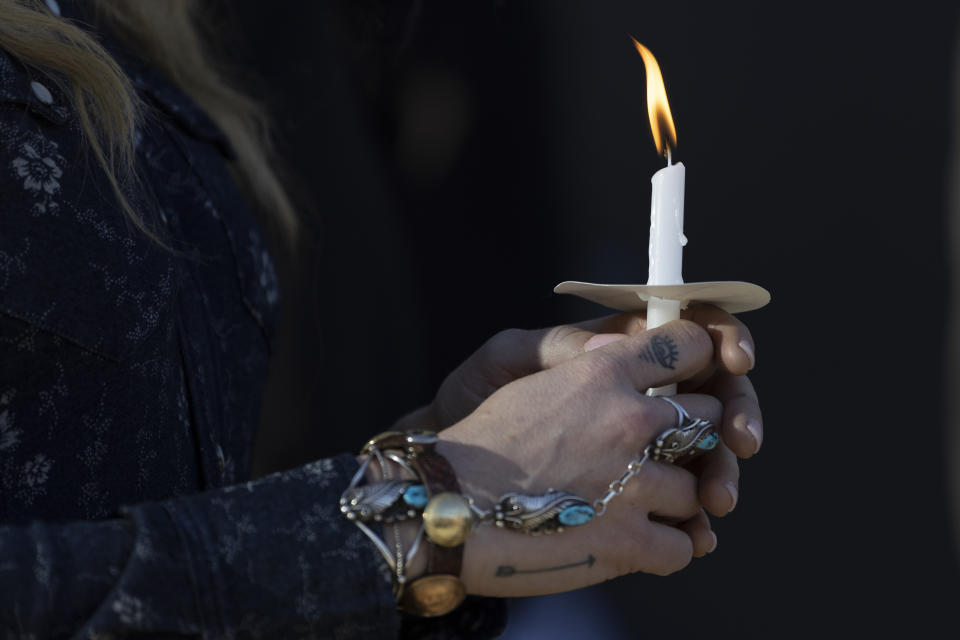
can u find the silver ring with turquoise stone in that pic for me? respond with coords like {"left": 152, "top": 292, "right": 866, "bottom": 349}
{"left": 591, "top": 402, "right": 720, "bottom": 517}
{"left": 652, "top": 397, "right": 719, "bottom": 464}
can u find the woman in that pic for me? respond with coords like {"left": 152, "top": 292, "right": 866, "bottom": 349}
{"left": 0, "top": 1, "right": 763, "bottom": 637}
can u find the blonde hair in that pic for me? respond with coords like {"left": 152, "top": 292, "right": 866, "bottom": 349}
{"left": 0, "top": 0, "right": 297, "bottom": 244}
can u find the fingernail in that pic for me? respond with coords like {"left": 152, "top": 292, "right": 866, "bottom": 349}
{"left": 584, "top": 333, "right": 627, "bottom": 352}
{"left": 724, "top": 481, "right": 739, "bottom": 513}
{"left": 745, "top": 418, "right": 763, "bottom": 455}
{"left": 738, "top": 339, "right": 755, "bottom": 370}
{"left": 706, "top": 530, "right": 718, "bottom": 554}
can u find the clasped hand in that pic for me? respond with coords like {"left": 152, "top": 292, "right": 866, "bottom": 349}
{"left": 394, "top": 306, "right": 762, "bottom": 597}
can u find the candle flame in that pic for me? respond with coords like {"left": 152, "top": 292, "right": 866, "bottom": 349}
{"left": 631, "top": 38, "right": 677, "bottom": 158}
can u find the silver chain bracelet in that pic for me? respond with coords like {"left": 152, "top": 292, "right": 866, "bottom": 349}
{"left": 593, "top": 449, "right": 652, "bottom": 516}
{"left": 342, "top": 398, "right": 718, "bottom": 548}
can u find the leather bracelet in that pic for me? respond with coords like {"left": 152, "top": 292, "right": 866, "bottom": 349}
{"left": 362, "top": 431, "right": 468, "bottom": 617}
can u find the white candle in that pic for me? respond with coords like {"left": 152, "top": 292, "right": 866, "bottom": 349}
{"left": 632, "top": 38, "right": 685, "bottom": 397}
{"left": 645, "top": 159, "right": 686, "bottom": 396}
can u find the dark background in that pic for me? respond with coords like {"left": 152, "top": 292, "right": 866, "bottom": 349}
{"left": 234, "top": 1, "right": 960, "bottom": 637}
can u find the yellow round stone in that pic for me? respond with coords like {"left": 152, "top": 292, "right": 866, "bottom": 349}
{"left": 400, "top": 574, "right": 466, "bottom": 617}
{"left": 422, "top": 492, "right": 473, "bottom": 547}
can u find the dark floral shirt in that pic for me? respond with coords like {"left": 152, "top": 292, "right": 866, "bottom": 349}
{"left": 0, "top": 8, "right": 510, "bottom": 638}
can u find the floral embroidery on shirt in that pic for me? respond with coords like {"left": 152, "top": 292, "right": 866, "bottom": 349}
{"left": 0, "top": 409, "right": 19, "bottom": 451}
{"left": 22, "top": 454, "right": 52, "bottom": 489}
{"left": 11, "top": 133, "right": 66, "bottom": 215}
{"left": 0, "top": 390, "right": 19, "bottom": 452}
{"left": 112, "top": 591, "right": 151, "bottom": 626}
{"left": 0, "top": 238, "right": 29, "bottom": 290}
{"left": 248, "top": 229, "right": 280, "bottom": 307}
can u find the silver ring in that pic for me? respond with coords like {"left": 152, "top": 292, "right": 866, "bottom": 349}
{"left": 659, "top": 396, "right": 690, "bottom": 428}
{"left": 650, "top": 397, "right": 719, "bottom": 464}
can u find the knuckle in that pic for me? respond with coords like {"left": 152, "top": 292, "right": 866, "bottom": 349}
{"left": 624, "top": 521, "right": 690, "bottom": 576}
{"left": 610, "top": 522, "right": 653, "bottom": 575}
{"left": 542, "top": 324, "right": 580, "bottom": 349}
{"left": 631, "top": 399, "right": 659, "bottom": 424}
{"left": 601, "top": 415, "right": 635, "bottom": 452}
{"left": 738, "top": 319, "right": 755, "bottom": 344}
{"left": 655, "top": 545, "right": 693, "bottom": 576}
{"left": 631, "top": 401, "right": 661, "bottom": 437}
{"left": 578, "top": 347, "right": 625, "bottom": 385}
{"left": 701, "top": 460, "right": 737, "bottom": 493}
{"left": 478, "top": 328, "right": 530, "bottom": 373}
{"left": 702, "top": 395, "right": 725, "bottom": 423}
{"left": 635, "top": 463, "right": 667, "bottom": 499}
{"left": 616, "top": 472, "right": 652, "bottom": 512}
{"left": 625, "top": 314, "right": 646, "bottom": 335}
{"left": 540, "top": 325, "right": 587, "bottom": 366}
{"left": 612, "top": 401, "right": 659, "bottom": 450}
{"left": 600, "top": 399, "right": 655, "bottom": 451}
{"left": 485, "top": 327, "right": 527, "bottom": 356}
{"left": 687, "top": 303, "right": 718, "bottom": 326}
{"left": 673, "top": 319, "right": 713, "bottom": 355}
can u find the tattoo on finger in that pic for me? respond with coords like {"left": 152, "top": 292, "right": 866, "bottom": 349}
{"left": 639, "top": 335, "right": 679, "bottom": 369}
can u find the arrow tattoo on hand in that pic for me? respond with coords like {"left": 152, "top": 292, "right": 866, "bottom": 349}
{"left": 495, "top": 554, "right": 596, "bottom": 578}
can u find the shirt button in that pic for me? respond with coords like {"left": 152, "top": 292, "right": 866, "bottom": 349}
{"left": 45, "top": 0, "right": 61, "bottom": 16}
{"left": 30, "top": 81, "right": 54, "bottom": 105}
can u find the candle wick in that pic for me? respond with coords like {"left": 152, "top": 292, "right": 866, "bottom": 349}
{"left": 666, "top": 147, "right": 672, "bottom": 166}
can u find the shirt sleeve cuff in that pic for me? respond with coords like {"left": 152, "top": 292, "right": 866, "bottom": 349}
{"left": 121, "top": 454, "right": 400, "bottom": 638}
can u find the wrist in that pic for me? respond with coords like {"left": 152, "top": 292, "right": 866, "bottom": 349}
{"left": 392, "top": 403, "right": 440, "bottom": 432}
